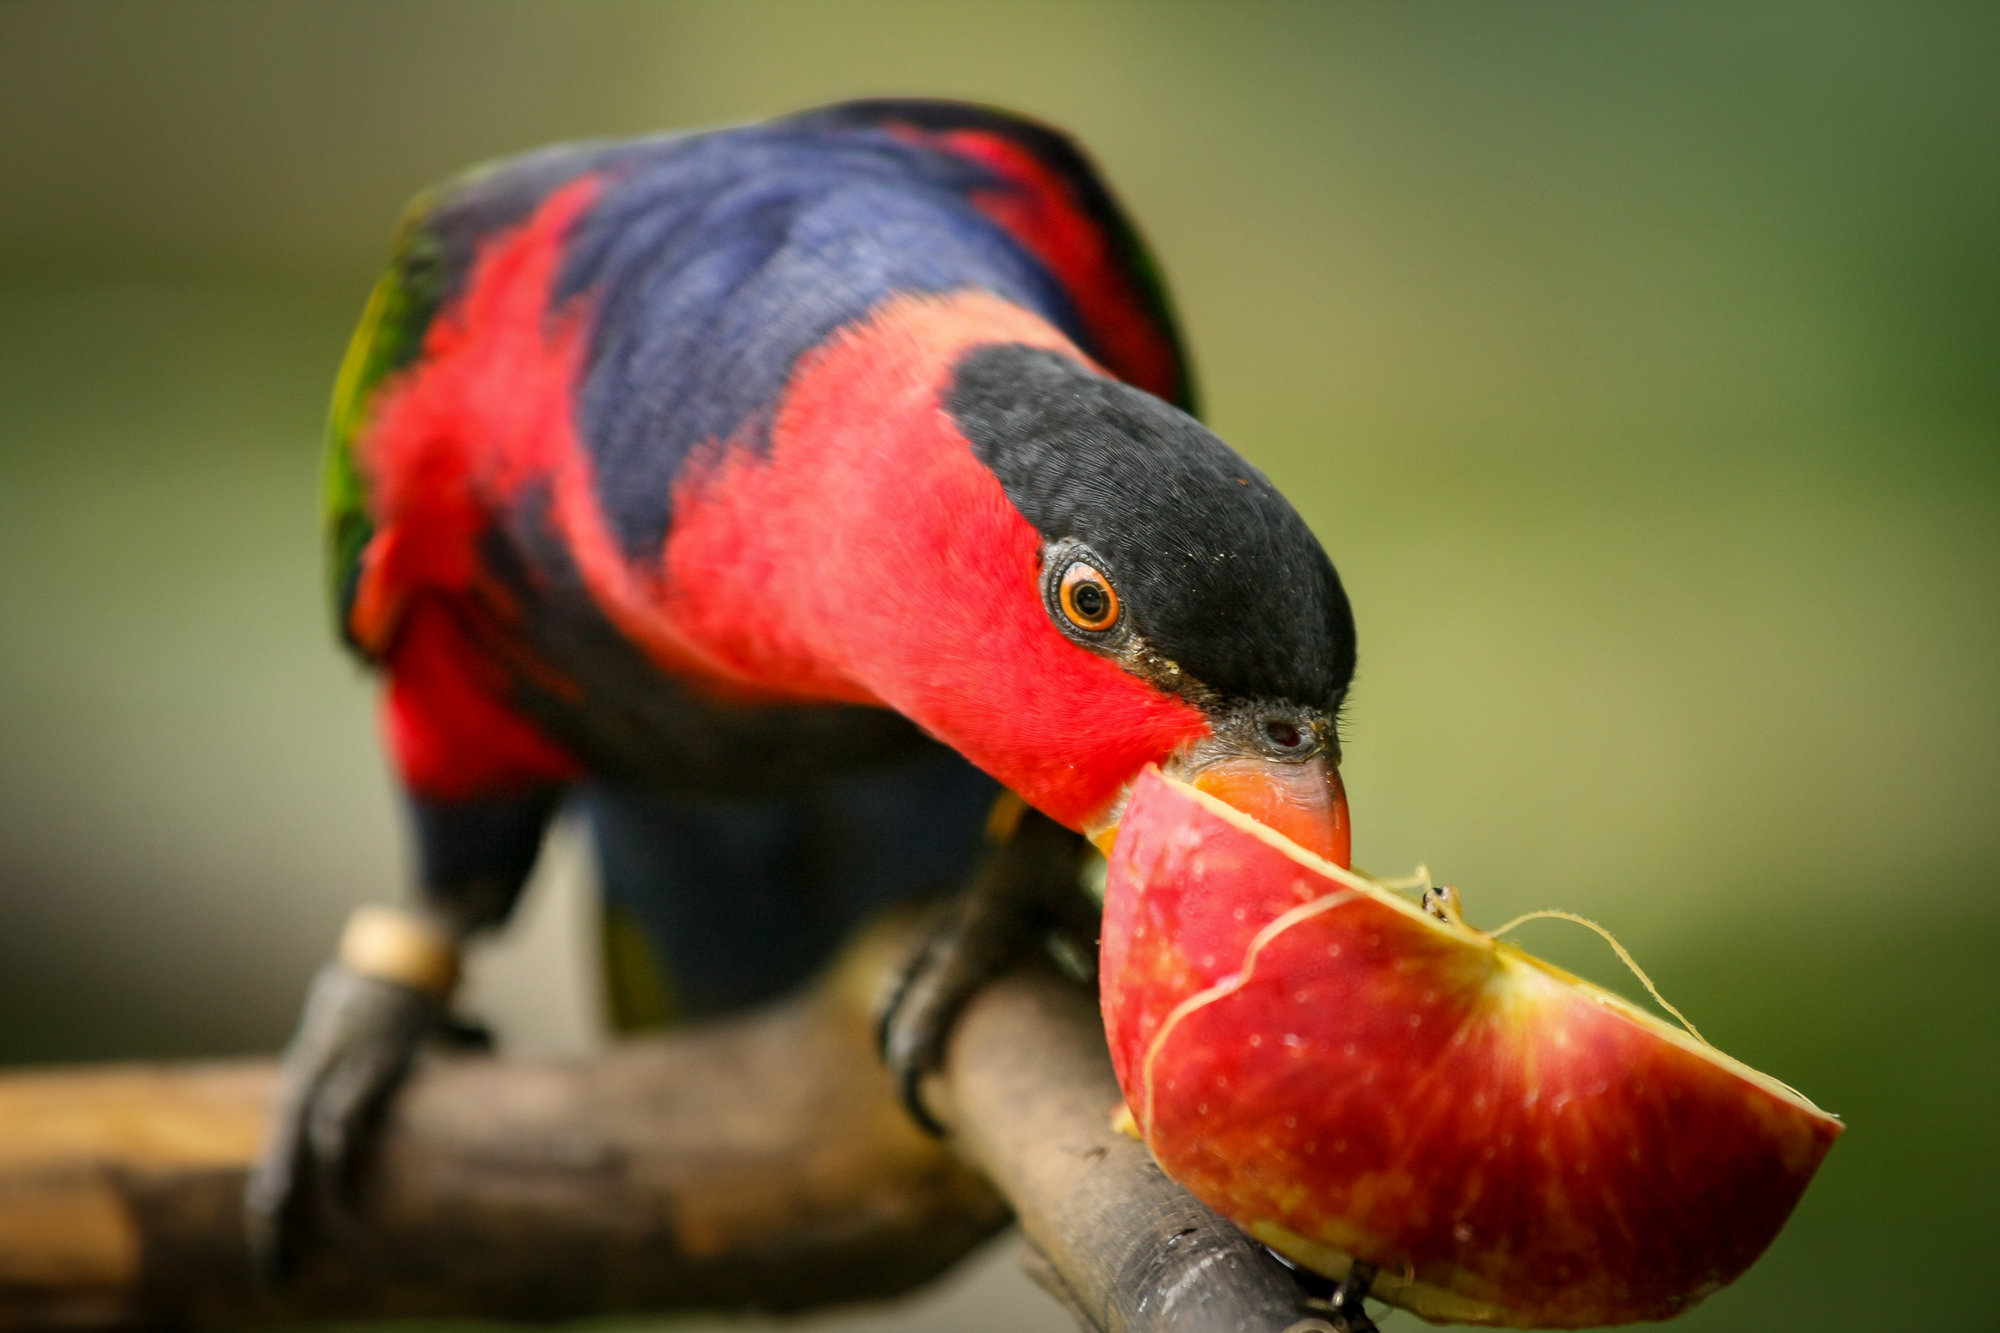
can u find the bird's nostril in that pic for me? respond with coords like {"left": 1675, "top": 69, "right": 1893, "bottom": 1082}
{"left": 1264, "top": 719, "right": 1302, "bottom": 749}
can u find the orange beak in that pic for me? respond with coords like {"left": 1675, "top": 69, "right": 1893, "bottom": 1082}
{"left": 1185, "top": 754, "right": 1351, "bottom": 868}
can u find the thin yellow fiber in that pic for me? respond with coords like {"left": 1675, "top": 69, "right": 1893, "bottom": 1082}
{"left": 1489, "top": 909, "right": 1711, "bottom": 1048}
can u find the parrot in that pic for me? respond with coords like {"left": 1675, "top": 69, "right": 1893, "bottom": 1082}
{"left": 247, "top": 99, "right": 1357, "bottom": 1271}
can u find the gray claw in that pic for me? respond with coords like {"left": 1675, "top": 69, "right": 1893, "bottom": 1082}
{"left": 245, "top": 962, "right": 440, "bottom": 1280}
{"left": 876, "top": 811, "right": 1089, "bottom": 1134}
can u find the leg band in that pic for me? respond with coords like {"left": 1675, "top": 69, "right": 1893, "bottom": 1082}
{"left": 338, "top": 905, "right": 461, "bottom": 997}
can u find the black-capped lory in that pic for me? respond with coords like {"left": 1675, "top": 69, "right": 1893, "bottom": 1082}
{"left": 248, "top": 100, "right": 1357, "bottom": 1269}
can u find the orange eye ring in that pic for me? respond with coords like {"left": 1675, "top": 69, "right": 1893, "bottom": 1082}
{"left": 1059, "top": 562, "right": 1120, "bottom": 631}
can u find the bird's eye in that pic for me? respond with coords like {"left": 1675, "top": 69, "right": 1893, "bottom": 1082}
{"left": 1264, "top": 719, "right": 1304, "bottom": 750}
{"left": 1058, "top": 562, "right": 1120, "bottom": 632}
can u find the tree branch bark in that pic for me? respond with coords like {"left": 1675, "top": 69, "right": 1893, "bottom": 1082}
{"left": 0, "top": 924, "right": 1322, "bottom": 1331}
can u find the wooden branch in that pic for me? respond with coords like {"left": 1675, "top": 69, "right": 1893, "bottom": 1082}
{"left": 931, "top": 972, "right": 1324, "bottom": 1333}
{"left": 0, "top": 922, "right": 1319, "bottom": 1331}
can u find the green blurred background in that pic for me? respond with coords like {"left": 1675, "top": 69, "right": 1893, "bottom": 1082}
{"left": 1, "top": 2, "right": 1994, "bottom": 1329}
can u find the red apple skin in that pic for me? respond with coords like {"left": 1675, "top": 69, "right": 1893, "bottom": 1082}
{"left": 1100, "top": 769, "right": 1843, "bottom": 1329}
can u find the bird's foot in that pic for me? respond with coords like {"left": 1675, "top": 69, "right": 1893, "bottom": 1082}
{"left": 244, "top": 960, "right": 464, "bottom": 1280}
{"left": 876, "top": 806, "right": 1093, "bottom": 1133}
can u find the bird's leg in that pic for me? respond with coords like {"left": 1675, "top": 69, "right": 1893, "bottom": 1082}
{"left": 245, "top": 786, "right": 558, "bottom": 1279}
{"left": 877, "top": 802, "right": 1092, "bottom": 1133}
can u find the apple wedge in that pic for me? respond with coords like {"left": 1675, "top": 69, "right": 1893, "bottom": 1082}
{"left": 1099, "top": 768, "right": 1841, "bottom": 1328}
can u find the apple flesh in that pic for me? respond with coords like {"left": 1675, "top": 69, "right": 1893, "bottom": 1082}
{"left": 1099, "top": 768, "right": 1842, "bottom": 1329}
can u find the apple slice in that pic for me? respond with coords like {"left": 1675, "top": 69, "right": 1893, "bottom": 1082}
{"left": 1099, "top": 768, "right": 1841, "bottom": 1329}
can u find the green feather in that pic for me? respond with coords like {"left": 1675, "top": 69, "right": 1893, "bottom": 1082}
{"left": 321, "top": 196, "right": 446, "bottom": 654}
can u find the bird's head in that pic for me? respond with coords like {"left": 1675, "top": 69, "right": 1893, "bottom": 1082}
{"left": 945, "top": 342, "right": 1355, "bottom": 866}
